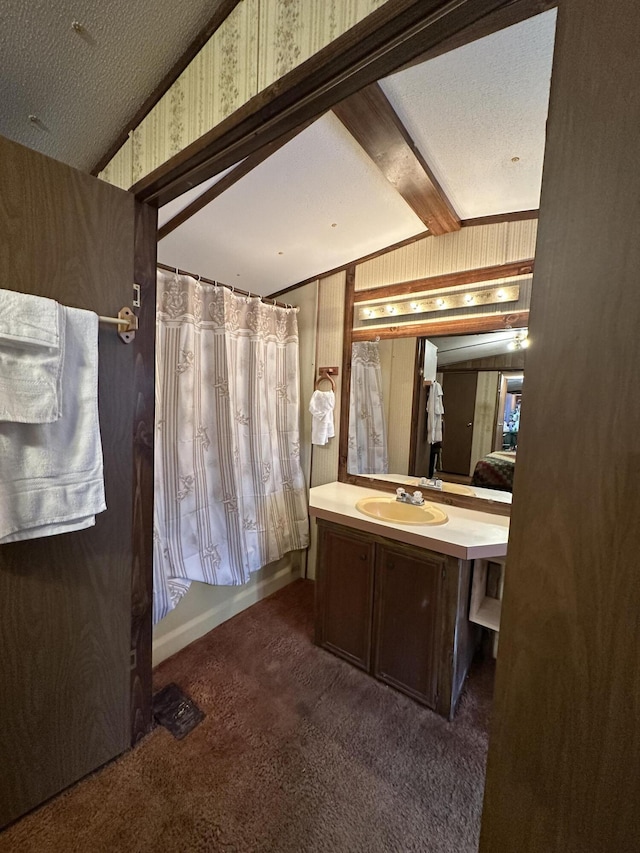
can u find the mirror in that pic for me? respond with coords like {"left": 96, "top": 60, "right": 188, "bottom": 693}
{"left": 345, "top": 330, "right": 528, "bottom": 510}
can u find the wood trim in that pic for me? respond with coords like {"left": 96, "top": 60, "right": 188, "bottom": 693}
{"left": 407, "top": 338, "right": 424, "bottom": 474}
{"left": 407, "top": 338, "right": 424, "bottom": 471}
{"left": 351, "top": 311, "right": 529, "bottom": 341}
{"left": 354, "top": 259, "right": 535, "bottom": 303}
{"left": 338, "top": 265, "right": 357, "bottom": 485}
{"left": 91, "top": 0, "right": 242, "bottom": 175}
{"left": 157, "top": 120, "right": 314, "bottom": 240}
{"left": 332, "top": 83, "right": 460, "bottom": 235}
{"left": 132, "top": 0, "right": 521, "bottom": 207}
{"left": 461, "top": 209, "right": 540, "bottom": 227}
{"left": 130, "top": 201, "right": 157, "bottom": 746}
{"left": 400, "top": 0, "right": 557, "bottom": 70}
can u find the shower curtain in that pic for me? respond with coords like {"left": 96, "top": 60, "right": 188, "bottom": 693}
{"left": 347, "top": 341, "right": 388, "bottom": 475}
{"left": 153, "top": 270, "right": 309, "bottom": 623}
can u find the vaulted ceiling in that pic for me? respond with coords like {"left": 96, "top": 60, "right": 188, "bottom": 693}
{"left": 1, "top": 2, "right": 557, "bottom": 295}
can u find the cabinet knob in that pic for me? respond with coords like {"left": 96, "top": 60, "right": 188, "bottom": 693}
{"left": 360, "top": 553, "right": 367, "bottom": 561}
{"left": 387, "top": 561, "right": 394, "bottom": 569}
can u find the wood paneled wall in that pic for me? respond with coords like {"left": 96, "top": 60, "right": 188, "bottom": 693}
{"left": 355, "top": 219, "right": 538, "bottom": 290}
{"left": 480, "top": 1, "right": 640, "bottom": 850}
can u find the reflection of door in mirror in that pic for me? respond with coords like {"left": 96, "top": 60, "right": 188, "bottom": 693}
{"left": 439, "top": 372, "right": 478, "bottom": 476}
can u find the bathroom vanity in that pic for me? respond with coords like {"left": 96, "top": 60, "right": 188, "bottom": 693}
{"left": 309, "top": 482, "right": 509, "bottom": 720}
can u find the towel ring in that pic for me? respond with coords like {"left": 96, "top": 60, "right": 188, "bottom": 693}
{"left": 315, "top": 370, "right": 335, "bottom": 392}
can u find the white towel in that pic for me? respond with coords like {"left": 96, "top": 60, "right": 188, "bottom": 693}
{"left": 0, "top": 289, "right": 64, "bottom": 423}
{"left": 309, "top": 389, "right": 335, "bottom": 446}
{"left": 0, "top": 304, "right": 106, "bottom": 543}
{"left": 427, "top": 381, "right": 444, "bottom": 444}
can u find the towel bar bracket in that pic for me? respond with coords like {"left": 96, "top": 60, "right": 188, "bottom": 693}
{"left": 98, "top": 306, "right": 138, "bottom": 344}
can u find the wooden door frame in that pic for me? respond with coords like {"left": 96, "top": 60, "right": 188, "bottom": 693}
{"left": 130, "top": 202, "right": 157, "bottom": 744}
{"left": 127, "top": 0, "right": 538, "bottom": 733}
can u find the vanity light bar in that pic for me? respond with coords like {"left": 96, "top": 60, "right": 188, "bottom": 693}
{"left": 357, "top": 284, "right": 520, "bottom": 321}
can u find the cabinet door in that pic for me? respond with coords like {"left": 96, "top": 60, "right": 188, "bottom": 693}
{"left": 373, "top": 542, "right": 444, "bottom": 707}
{"left": 316, "top": 523, "right": 375, "bottom": 670}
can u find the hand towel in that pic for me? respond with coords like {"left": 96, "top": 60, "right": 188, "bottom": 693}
{"left": 0, "top": 304, "right": 106, "bottom": 543}
{"left": 309, "top": 389, "right": 335, "bottom": 446}
{"left": 0, "top": 289, "right": 64, "bottom": 423}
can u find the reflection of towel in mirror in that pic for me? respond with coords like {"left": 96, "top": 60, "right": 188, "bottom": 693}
{"left": 427, "top": 381, "right": 444, "bottom": 444}
{"left": 309, "top": 390, "right": 335, "bottom": 446}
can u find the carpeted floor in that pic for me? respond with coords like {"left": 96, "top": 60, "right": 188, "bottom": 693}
{"left": 0, "top": 579, "right": 494, "bottom": 853}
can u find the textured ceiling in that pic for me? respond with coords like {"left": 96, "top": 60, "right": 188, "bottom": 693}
{"left": 158, "top": 112, "right": 425, "bottom": 294}
{"left": 0, "top": 0, "right": 220, "bottom": 170}
{"left": 381, "top": 10, "right": 556, "bottom": 219}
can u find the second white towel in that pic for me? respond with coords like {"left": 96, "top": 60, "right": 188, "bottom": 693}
{"left": 0, "top": 304, "right": 106, "bottom": 543}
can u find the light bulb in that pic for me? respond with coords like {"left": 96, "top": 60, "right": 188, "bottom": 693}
{"left": 497, "top": 289, "right": 505, "bottom": 299}
{"left": 436, "top": 298, "right": 445, "bottom": 308}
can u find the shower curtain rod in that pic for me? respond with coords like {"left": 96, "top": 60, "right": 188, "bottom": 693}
{"left": 156, "top": 263, "right": 293, "bottom": 310}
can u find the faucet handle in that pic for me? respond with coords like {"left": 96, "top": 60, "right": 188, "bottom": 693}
{"left": 396, "top": 487, "right": 406, "bottom": 497}
{"left": 412, "top": 490, "right": 424, "bottom": 504}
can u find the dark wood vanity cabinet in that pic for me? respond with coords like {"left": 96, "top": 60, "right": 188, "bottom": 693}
{"left": 315, "top": 523, "right": 375, "bottom": 671}
{"left": 373, "top": 541, "right": 443, "bottom": 708}
{"left": 315, "top": 519, "right": 479, "bottom": 720}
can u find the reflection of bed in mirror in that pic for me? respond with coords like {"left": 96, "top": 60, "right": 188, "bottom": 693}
{"left": 470, "top": 450, "right": 517, "bottom": 492}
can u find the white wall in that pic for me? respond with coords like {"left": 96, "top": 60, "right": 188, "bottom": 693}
{"left": 153, "top": 555, "right": 301, "bottom": 666}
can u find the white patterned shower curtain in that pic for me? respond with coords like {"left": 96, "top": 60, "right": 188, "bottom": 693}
{"left": 347, "top": 341, "right": 389, "bottom": 475}
{"left": 153, "top": 270, "right": 309, "bottom": 623}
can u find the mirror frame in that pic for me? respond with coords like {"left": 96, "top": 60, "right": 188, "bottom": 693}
{"left": 337, "top": 261, "right": 533, "bottom": 516}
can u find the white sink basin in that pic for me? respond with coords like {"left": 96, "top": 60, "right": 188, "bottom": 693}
{"left": 355, "top": 496, "right": 448, "bottom": 525}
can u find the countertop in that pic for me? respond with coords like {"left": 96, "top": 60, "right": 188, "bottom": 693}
{"left": 309, "top": 482, "right": 509, "bottom": 560}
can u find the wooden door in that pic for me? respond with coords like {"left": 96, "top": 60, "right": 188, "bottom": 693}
{"left": 373, "top": 541, "right": 443, "bottom": 708}
{"left": 480, "top": 2, "right": 640, "bottom": 850}
{"left": 315, "top": 521, "right": 375, "bottom": 670}
{"left": 0, "top": 135, "right": 156, "bottom": 828}
{"left": 440, "top": 371, "right": 478, "bottom": 475}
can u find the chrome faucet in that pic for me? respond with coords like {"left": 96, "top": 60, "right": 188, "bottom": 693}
{"left": 418, "top": 476, "right": 443, "bottom": 491}
{"left": 395, "top": 487, "right": 425, "bottom": 506}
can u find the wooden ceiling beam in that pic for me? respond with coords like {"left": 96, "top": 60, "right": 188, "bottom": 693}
{"left": 332, "top": 82, "right": 460, "bottom": 236}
